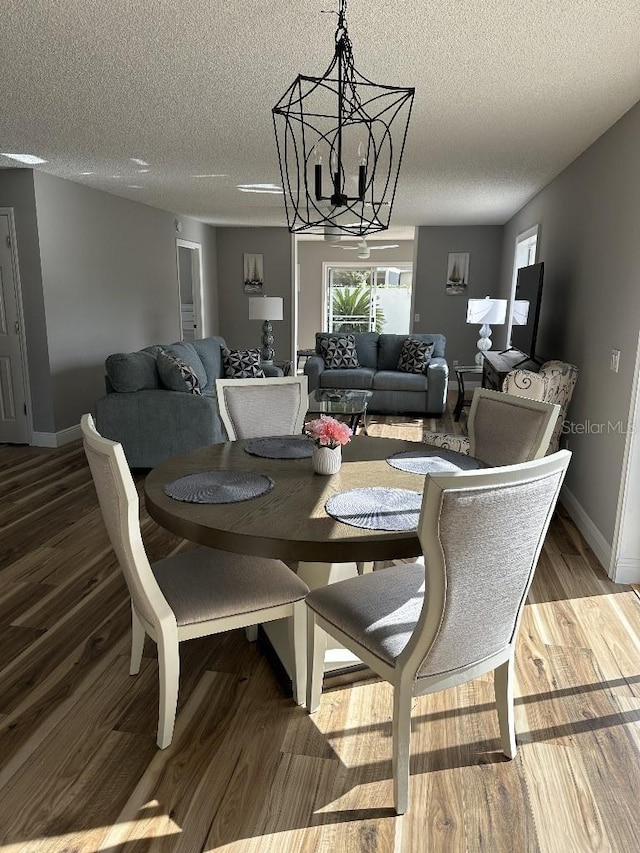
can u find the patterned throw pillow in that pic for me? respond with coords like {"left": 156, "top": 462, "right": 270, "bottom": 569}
{"left": 397, "top": 338, "right": 435, "bottom": 374}
{"left": 157, "top": 350, "right": 202, "bottom": 394}
{"left": 222, "top": 348, "right": 265, "bottom": 378}
{"left": 319, "top": 335, "right": 360, "bottom": 370}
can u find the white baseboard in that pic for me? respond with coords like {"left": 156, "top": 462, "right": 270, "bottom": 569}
{"left": 32, "top": 424, "right": 81, "bottom": 448}
{"left": 611, "top": 557, "right": 640, "bottom": 585}
{"left": 560, "top": 485, "right": 612, "bottom": 575}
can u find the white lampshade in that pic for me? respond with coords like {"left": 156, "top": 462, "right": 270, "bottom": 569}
{"left": 248, "top": 296, "right": 283, "bottom": 321}
{"left": 512, "top": 300, "right": 530, "bottom": 325}
{"left": 466, "top": 297, "right": 508, "bottom": 326}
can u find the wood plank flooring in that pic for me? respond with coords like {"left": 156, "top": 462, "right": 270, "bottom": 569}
{"left": 1, "top": 411, "right": 639, "bottom": 852}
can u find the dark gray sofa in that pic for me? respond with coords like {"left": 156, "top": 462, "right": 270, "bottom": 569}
{"left": 95, "top": 336, "right": 281, "bottom": 468}
{"left": 304, "top": 332, "right": 448, "bottom": 415}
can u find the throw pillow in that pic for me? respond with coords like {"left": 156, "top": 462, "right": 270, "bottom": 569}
{"left": 157, "top": 350, "right": 203, "bottom": 394}
{"left": 222, "top": 347, "right": 265, "bottom": 378}
{"left": 397, "top": 338, "right": 435, "bottom": 374}
{"left": 319, "top": 335, "right": 360, "bottom": 370}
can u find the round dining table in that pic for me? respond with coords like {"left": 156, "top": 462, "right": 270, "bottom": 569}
{"left": 144, "top": 434, "right": 433, "bottom": 564}
{"left": 144, "top": 434, "right": 482, "bottom": 680}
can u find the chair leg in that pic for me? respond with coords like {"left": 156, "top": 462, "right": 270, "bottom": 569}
{"left": 495, "top": 655, "right": 517, "bottom": 759}
{"left": 306, "top": 609, "right": 326, "bottom": 714}
{"left": 245, "top": 625, "right": 258, "bottom": 642}
{"left": 130, "top": 605, "right": 145, "bottom": 675}
{"left": 392, "top": 684, "right": 413, "bottom": 815}
{"left": 156, "top": 633, "right": 180, "bottom": 749}
{"left": 289, "top": 600, "right": 306, "bottom": 705}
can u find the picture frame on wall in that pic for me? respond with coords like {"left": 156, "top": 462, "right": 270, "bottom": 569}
{"left": 445, "top": 252, "right": 469, "bottom": 294}
{"left": 243, "top": 253, "right": 264, "bottom": 293}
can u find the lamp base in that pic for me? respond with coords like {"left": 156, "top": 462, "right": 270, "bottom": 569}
{"left": 260, "top": 320, "right": 275, "bottom": 363}
{"left": 475, "top": 323, "right": 493, "bottom": 365}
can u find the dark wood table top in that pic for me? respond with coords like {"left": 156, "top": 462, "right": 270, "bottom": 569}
{"left": 144, "top": 435, "right": 429, "bottom": 563}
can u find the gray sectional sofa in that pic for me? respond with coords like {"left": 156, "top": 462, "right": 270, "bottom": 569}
{"left": 95, "top": 336, "right": 281, "bottom": 468}
{"left": 304, "top": 332, "right": 448, "bottom": 415}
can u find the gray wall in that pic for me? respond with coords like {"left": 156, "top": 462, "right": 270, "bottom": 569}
{"left": 296, "top": 240, "right": 415, "bottom": 350}
{"left": 414, "top": 226, "right": 504, "bottom": 366}
{"left": 21, "top": 171, "right": 217, "bottom": 432}
{"left": 0, "top": 169, "right": 55, "bottom": 432}
{"left": 499, "top": 99, "right": 640, "bottom": 547}
{"left": 216, "top": 227, "right": 293, "bottom": 361}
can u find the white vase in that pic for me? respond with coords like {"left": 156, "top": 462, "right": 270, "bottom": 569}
{"left": 312, "top": 444, "right": 342, "bottom": 475}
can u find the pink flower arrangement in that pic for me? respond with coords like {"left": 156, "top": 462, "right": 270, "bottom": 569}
{"left": 305, "top": 415, "right": 352, "bottom": 449}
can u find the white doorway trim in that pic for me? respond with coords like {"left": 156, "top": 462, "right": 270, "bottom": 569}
{"left": 0, "top": 207, "right": 32, "bottom": 443}
{"left": 175, "top": 239, "right": 204, "bottom": 340}
{"left": 609, "top": 329, "right": 640, "bottom": 583}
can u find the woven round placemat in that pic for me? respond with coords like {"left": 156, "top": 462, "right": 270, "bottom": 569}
{"left": 387, "top": 448, "right": 484, "bottom": 475}
{"left": 163, "top": 470, "right": 274, "bottom": 504}
{"left": 325, "top": 487, "right": 422, "bottom": 531}
{"left": 244, "top": 436, "right": 313, "bottom": 459}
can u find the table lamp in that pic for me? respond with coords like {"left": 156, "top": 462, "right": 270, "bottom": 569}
{"left": 466, "top": 297, "right": 508, "bottom": 365}
{"left": 249, "top": 296, "right": 283, "bottom": 364}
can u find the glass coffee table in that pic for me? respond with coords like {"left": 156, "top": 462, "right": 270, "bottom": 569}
{"left": 307, "top": 388, "right": 373, "bottom": 432}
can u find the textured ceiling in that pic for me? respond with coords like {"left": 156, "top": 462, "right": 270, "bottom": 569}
{"left": 2, "top": 1, "right": 640, "bottom": 227}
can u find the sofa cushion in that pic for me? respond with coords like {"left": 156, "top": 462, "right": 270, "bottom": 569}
{"left": 191, "top": 336, "right": 227, "bottom": 390}
{"left": 378, "top": 333, "right": 445, "bottom": 369}
{"left": 105, "top": 351, "right": 160, "bottom": 392}
{"left": 157, "top": 350, "right": 203, "bottom": 395}
{"left": 222, "top": 347, "right": 265, "bottom": 378}
{"left": 163, "top": 342, "right": 208, "bottom": 389}
{"left": 373, "top": 370, "right": 429, "bottom": 392}
{"left": 397, "top": 338, "right": 435, "bottom": 374}
{"left": 316, "top": 332, "right": 378, "bottom": 369}
{"left": 319, "top": 368, "right": 376, "bottom": 390}
{"left": 318, "top": 334, "right": 360, "bottom": 369}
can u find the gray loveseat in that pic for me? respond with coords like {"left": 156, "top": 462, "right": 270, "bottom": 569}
{"left": 95, "top": 336, "right": 281, "bottom": 468}
{"left": 304, "top": 332, "right": 448, "bottom": 415}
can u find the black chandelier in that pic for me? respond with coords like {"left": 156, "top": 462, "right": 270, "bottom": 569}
{"left": 272, "top": 0, "right": 415, "bottom": 237}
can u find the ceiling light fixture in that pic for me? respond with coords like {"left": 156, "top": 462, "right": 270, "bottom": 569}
{"left": 191, "top": 174, "right": 228, "bottom": 178}
{"left": 1, "top": 153, "right": 47, "bottom": 165}
{"left": 130, "top": 158, "right": 149, "bottom": 166}
{"left": 272, "top": 0, "right": 414, "bottom": 238}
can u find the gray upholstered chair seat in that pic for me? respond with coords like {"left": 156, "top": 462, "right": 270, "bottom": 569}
{"left": 373, "top": 370, "right": 428, "bottom": 392}
{"left": 306, "top": 563, "right": 425, "bottom": 668}
{"left": 153, "top": 548, "right": 308, "bottom": 627}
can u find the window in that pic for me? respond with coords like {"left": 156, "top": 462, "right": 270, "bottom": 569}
{"left": 508, "top": 225, "right": 539, "bottom": 343}
{"left": 324, "top": 265, "right": 413, "bottom": 335}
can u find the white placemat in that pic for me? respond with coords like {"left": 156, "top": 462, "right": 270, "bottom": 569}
{"left": 325, "top": 487, "right": 422, "bottom": 531}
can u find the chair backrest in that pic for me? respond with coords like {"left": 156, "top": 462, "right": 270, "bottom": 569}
{"left": 80, "top": 414, "right": 173, "bottom": 631}
{"left": 400, "top": 451, "right": 571, "bottom": 680}
{"left": 216, "top": 375, "right": 308, "bottom": 440}
{"left": 467, "top": 388, "right": 560, "bottom": 465}
{"left": 502, "top": 361, "right": 578, "bottom": 453}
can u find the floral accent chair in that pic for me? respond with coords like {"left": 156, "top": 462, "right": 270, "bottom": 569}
{"left": 425, "top": 360, "right": 578, "bottom": 456}
{"left": 503, "top": 361, "right": 578, "bottom": 453}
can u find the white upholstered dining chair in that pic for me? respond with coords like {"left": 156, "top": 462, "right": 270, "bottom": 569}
{"left": 81, "top": 413, "right": 308, "bottom": 749}
{"left": 216, "top": 375, "right": 308, "bottom": 440}
{"left": 306, "top": 450, "right": 571, "bottom": 814}
{"left": 424, "top": 388, "right": 560, "bottom": 465}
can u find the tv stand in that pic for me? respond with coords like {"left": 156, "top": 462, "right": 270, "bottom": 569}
{"left": 482, "top": 350, "right": 540, "bottom": 391}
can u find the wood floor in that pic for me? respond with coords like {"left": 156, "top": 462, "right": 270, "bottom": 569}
{"left": 1, "top": 411, "right": 639, "bottom": 852}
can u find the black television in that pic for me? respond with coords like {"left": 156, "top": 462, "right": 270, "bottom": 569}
{"left": 510, "top": 262, "right": 544, "bottom": 364}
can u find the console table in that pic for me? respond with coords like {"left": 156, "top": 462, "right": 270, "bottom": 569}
{"left": 482, "top": 350, "right": 540, "bottom": 391}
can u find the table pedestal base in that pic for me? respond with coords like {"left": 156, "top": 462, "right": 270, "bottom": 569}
{"left": 262, "top": 560, "right": 373, "bottom": 689}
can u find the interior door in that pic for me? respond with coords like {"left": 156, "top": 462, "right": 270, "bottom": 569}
{"left": 0, "top": 214, "right": 29, "bottom": 443}
{"left": 176, "top": 240, "right": 204, "bottom": 341}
